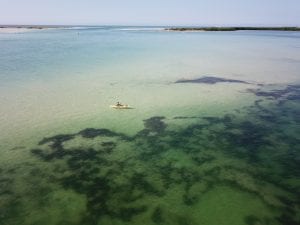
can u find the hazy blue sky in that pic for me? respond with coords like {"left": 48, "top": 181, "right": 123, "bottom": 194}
{"left": 1, "top": 0, "right": 300, "bottom": 26}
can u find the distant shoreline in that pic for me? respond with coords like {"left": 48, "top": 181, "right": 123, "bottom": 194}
{"left": 165, "top": 27, "right": 300, "bottom": 32}
{"left": 0, "top": 25, "right": 69, "bottom": 29}
{"left": 1, "top": 26, "right": 300, "bottom": 34}
{"left": 0, "top": 25, "right": 69, "bottom": 33}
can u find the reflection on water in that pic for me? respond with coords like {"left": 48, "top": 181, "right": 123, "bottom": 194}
{"left": 1, "top": 85, "right": 299, "bottom": 225}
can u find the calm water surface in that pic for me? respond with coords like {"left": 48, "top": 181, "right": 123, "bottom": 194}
{"left": 0, "top": 27, "right": 300, "bottom": 225}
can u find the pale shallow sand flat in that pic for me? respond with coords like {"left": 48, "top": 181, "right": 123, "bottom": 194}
{"left": 0, "top": 28, "right": 34, "bottom": 33}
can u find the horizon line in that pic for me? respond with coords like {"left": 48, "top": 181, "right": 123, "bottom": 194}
{"left": 1, "top": 24, "right": 300, "bottom": 27}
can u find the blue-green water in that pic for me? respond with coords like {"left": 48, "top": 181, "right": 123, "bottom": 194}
{"left": 0, "top": 27, "right": 300, "bottom": 225}
{"left": 1, "top": 27, "right": 300, "bottom": 83}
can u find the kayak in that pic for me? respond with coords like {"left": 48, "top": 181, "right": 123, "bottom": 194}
{"left": 110, "top": 105, "right": 132, "bottom": 109}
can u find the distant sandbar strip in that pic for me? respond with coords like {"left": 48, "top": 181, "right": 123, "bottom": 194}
{"left": 165, "top": 27, "right": 300, "bottom": 32}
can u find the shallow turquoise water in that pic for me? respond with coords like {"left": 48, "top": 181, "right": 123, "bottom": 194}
{"left": 0, "top": 27, "right": 300, "bottom": 225}
{"left": 1, "top": 27, "right": 300, "bottom": 84}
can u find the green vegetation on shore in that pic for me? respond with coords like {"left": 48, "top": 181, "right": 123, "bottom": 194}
{"left": 166, "top": 27, "right": 300, "bottom": 31}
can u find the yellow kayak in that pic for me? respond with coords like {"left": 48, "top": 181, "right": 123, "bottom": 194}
{"left": 110, "top": 104, "right": 132, "bottom": 109}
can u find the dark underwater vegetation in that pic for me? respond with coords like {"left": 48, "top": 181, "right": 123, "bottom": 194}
{"left": 175, "top": 76, "right": 250, "bottom": 85}
{"left": 1, "top": 84, "right": 300, "bottom": 225}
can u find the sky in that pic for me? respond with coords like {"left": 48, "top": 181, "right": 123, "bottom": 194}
{"left": 0, "top": 0, "right": 300, "bottom": 26}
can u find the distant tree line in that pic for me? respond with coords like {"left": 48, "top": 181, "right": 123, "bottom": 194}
{"left": 166, "top": 27, "right": 300, "bottom": 31}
